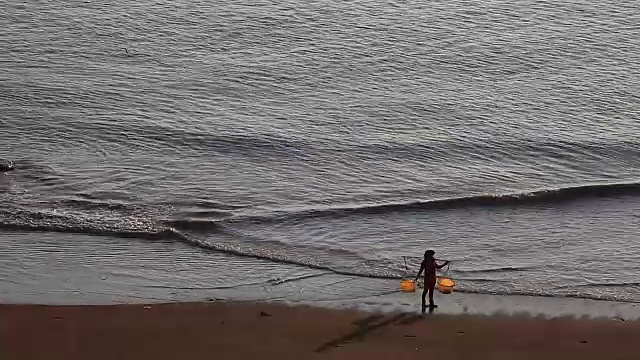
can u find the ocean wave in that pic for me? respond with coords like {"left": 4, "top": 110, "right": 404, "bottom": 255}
{"left": 168, "top": 200, "right": 248, "bottom": 211}
{"left": 176, "top": 236, "right": 406, "bottom": 280}
{"left": 222, "top": 181, "right": 640, "bottom": 225}
{"left": 452, "top": 266, "right": 538, "bottom": 274}
{"left": 453, "top": 287, "right": 640, "bottom": 304}
{"left": 162, "top": 219, "right": 222, "bottom": 232}
{"left": 0, "top": 207, "right": 514, "bottom": 282}
{"left": 555, "top": 282, "right": 640, "bottom": 289}
{"left": 11, "top": 180, "right": 640, "bottom": 232}
{"left": 60, "top": 120, "right": 314, "bottom": 160}
{"left": 3, "top": 180, "right": 639, "bottom": 282}
{"left": 20, "top": 114, "right": 640, "bottom": 167}
{"left": 55, "top": 198, "right": 131, "bottom": 211}
{"left": 0, "top": 209, "right": 184, "bottom": 241}
{"left": 0, "top": 208, "right": 402, "bottom": 278}
{"left": 2, "top": 208, "right": 639, "bottom": 303}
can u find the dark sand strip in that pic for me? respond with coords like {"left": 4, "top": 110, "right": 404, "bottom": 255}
{"left": 2, "top": 301, "right": 640, "bottom": 359}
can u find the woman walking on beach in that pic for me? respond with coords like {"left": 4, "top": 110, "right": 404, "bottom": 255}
{"left": 415, "top": 250, "right": 449, "bottom": 312}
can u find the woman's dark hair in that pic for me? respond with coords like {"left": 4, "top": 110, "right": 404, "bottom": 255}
{"left": 424, "top": 250, "right": 435, "bottom": 258}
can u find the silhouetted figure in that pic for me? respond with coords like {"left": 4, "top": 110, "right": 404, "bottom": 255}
{"left": 415, "top": 250, "right": 449, "bottom": 313}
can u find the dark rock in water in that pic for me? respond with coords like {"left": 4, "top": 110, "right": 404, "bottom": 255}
{"left": 0, "top": 159, "right": 14, "bottom": 171}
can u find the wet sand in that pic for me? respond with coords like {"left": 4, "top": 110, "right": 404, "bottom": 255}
{"left": 2, "top": 301, "right": 640, "bottom": 360}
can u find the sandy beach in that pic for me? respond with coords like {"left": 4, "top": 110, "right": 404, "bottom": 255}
{"left": 2, "top": 301, "right": 640, "bottom": 360}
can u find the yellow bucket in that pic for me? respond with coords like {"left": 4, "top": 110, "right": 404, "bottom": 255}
{"left": 400, "top": 279, "right": 416, "bottom": 292}
{"left": 437, "top": 277, "right": 455, "bottom": 294}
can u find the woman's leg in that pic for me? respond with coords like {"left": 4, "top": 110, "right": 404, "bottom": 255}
{"left": 428, "top": 284, "right": 436, "bottom": 307}
{"left": 421, "top": 288, "right": 428, "bottom": 312}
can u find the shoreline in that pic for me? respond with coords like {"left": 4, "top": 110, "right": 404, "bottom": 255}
{"left": 2, "top": 232, "right": 640, "bottom": 322}
{"left": 3, "top": 300, "right": 640, "bottom": 359}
